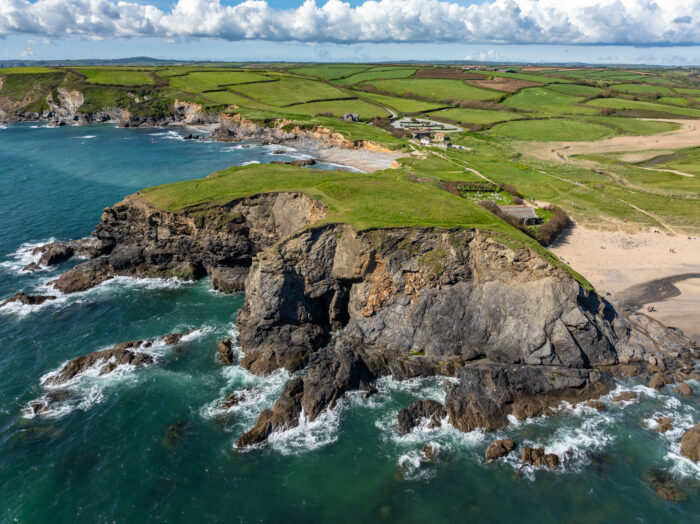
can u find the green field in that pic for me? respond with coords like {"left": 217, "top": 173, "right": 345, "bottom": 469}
{"left": 586, "top": 97, "right": 700, "bottom": 117}
{"left": 585, "top": 117, "right": 680, "bottom": 135}
{"left": 290, "top": 65, "right": 370, "bottom": 79}
{"left": 281, "top": 99, "right": 388, "bottom": 118}
{"left": 611, "top": 83, "right": 676, "bottom": 95}
{"left": 0, "top": 66, "right": 59, "bottom": 74}
{"left": 169, "top": 71, "right": 270, "bottom": 92}
{"left": 432, "top": 107, "right": 521, "bottom": 125}
{"left": 547, "top": 84, "right": 603, "bottom": 97}
{"left": 489, "top": 118, "right": 614, "bottom": 141}
{"left": 232, "top": 77, "right": 348, "bottom": 106}
{"left": 367, "top": 78, "right": 499, "bottom": 102}
{"left": 504, "top": 87, "right": 599, "bottom": 115}
{"left": 335, "top": 68, "right": 417, "bottom": 85}
{"left": 357, "top": 92, "right": 443, "bottom": 113}
{"left": 657, "top": 96, "right": 691, "bottom": 106}
{"left": 75, "top": 68, "right": 156, "bottom": 86}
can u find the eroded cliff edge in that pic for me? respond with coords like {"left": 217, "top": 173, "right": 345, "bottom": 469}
{"left": 35, "top": 192, "right": 696, "bottom": 447}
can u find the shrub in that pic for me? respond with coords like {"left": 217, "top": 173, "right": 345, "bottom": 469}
{"left": 537, "top": 206, "right": 571, "bottom": 245}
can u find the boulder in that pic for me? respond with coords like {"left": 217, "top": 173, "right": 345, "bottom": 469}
{"left": 612, "top": 391, "right": 638, "bottom": 403}
{"left": 585, "top": 400, "right": 606, "bottom": 412}
{"left": 485, "top": 438, "right": 515, "bottom": 462}
{"left": 422, "top": 445, "right": 438, "bottom": 460}
{"left": 397, "top": 399, "right": 447, "bottom": 435}
{"left": 22, "top": 262, "right": 42, "bottom": 272}
{"left": 290, "top": 158, "right": 316, "bottom": 167}
{"left": 50, "top": 259, "right": 113, "bottom": 293}
{"left": 680, "top": 422, "right": 700, "bottom": 463}
{"left": 35, "top": 242, "right": 74, "bottom": 266}
{"left": 217, "top": 338, "right": 234, "bottom": 365}
{"left": 1, "top": 292, "right": 56, "bottom": 307}
{"left": 655, "top": 416, "right": 673, "bottom": 433}
{"left": 648, "top": 372, "right": 671, "bottom": 390}
{"left": 520, "top": 446, "right": 559, "bottom": 468}
{"left": 676, "top": 382, "right": 693, "bottom": 396}
{"left": 220, "top": 392, "right": 246, "bottom": 410}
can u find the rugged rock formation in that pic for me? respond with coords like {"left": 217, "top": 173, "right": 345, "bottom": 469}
{"left": 485, "top": 438, "right": 515, "bottom": 462}
{"left": 680, "top": 422, "right": 700, "bottom": 463}
{"left": 43, "top": 331, "right": 190, "bottom": 386}
{"left": 48, "top": 192, "right": 327, "bottom": 293}
{"left": 217, "top": 339, "right": 234, "bottom": 365}
{"left": 40, "top": 191, "right": 696, "bottom": 448}
{"left": 1, "top": 292, "right": 56, "bottom": 306}
{"left": 397, "top": 400, "right": 447, "bottom": 434}
{"left": 520, "top": 447, "right": 560, "bottom": 468}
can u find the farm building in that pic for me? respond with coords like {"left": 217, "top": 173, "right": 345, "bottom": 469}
{"left": 344, "top": 113, "right": 359, "bottom": 122}
{"left": 498, "top": 205, "right": 541, "bottom": 225}
{"left": 412, "top": 131, "right": 432, "bottom": 141}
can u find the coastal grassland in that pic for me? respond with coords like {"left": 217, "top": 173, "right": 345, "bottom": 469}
{"left": 198, "top": 89, "right": 254, "bottom": 107}
{"left": 586, "top": 98, "right": 700, "bottom": 117}
{"left": 74, "top": 68, "right": 156, "bottom": 86}
{"left": 275, "top": 99, "right": 388, "bottom": 118}
{"left": 366, "top": 79, "right": 499, "bottom": 102}
{"left": 354, "top": 92, "right": 443, "bottom": 113}
{"left": 290, "top": 65, "right": 370, "bottom": 79}
{"left": 168, "top": 71, "right": 271, "bottom": 92}
{"left": 611, "top": 84, "right": 676, "bottom": 96}
{"left": 503, "top": 87, "right": 599, "bottom": 115}
{"left": 583, "top": 117, "right": 681, "bottom": 135}
{"left": 0, "top": 71, "right": 66, "bottom": 101}
{"left": 335, "top": 68, "right": 417, "bottom": 85}
{"left": 231, "top": 77, "right": 348, "bottom": 106}
{"left": 432, "top": 107, "right": 521, "bottom": 125}
{"left": 546, "top": 84, "right": 603, "bottom": 97}
{"left": 0, "top": 67, "right": 59, "bottom": 74}
{"left": 488, "top": 118, "right": 615, "bottom": 141}
{"left": 636, "top": 147, "right": 700, "bottom": 177}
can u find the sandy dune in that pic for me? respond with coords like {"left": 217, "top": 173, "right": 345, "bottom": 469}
{"left": 550, "top": 224, "right": 700, "bottom": 341}
{"left": 523, "top": 119, "right": 700, "bottom": 163}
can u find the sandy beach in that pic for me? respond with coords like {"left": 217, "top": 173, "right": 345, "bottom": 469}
{"left": 550, "top": 224, "right": 700, "bottom": 341}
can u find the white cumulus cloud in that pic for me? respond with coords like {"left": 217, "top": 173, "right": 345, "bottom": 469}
{"left": 0, "top": 0, "right": 699, "bottom": 45}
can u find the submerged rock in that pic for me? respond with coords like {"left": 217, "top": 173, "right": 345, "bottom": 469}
{"left": 585, "top": 400, "right": 606, "bottom": 412}
{"left": 612, "top": 391, "right": 638, "bottom": 403}
{"left": 220, "top": 392, "right": 246, "bottom": 410}
{"left": 485, "top": 438, "right": 515, "bottom": 462}
{"left": 655, "top": 416, "right": 673, "bottom": 434}
{"left": 1, "top": 292, "right": 56, "bottom": 306}
{"left": 680, "top": 422, "right": 700, "bottom": 463}
{"left": 163, "top": 421, "right": 192, "bottom": 450}
{"left": 397, "top": 399, "right": 447, "bottom": 435}
{"left": 643, "top": 469, "right": 687, "bottom": 502}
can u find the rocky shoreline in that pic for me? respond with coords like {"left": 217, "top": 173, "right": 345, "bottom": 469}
{"left": 16, "top": 190, "right": 698, "bottom": 458}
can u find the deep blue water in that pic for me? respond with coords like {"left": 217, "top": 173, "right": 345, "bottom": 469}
{"left": 0, "top": 123, "right": 699, "bottom": 523}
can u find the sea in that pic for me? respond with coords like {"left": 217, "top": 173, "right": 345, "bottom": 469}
{"left": 0, "top": 122, "right": 698, "bottom": 523}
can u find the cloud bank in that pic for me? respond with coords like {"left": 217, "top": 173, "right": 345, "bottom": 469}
{"left": 1, "top": 0, "right": 699, "bottom": 46}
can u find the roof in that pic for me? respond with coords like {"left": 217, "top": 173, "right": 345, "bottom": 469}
{"left": 498, "top": 205, "right": 538, "bottom": 220}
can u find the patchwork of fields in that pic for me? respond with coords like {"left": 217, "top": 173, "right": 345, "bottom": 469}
{"left": 1, "top": 62, "right": 699, "bottom": 234}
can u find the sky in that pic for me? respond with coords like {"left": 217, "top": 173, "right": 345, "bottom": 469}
{"left": 1, "top": 0, "right": 700, "bottom": 64}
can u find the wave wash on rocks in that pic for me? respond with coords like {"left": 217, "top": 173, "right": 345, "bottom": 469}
{"left": 37, "top": 192, "right": 695, "bottom": 448}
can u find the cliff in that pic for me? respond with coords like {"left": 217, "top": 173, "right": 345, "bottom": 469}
{"left": 34, "top": 191, "right": 695, "bottom": 448}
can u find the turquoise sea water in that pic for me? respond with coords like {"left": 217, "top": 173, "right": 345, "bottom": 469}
{"left": 0, "top": 123, "right": 699, "bottom": 523}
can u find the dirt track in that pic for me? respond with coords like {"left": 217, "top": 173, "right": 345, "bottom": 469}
{"left": 522, "top": 119, "right": 700, "bottom": 162}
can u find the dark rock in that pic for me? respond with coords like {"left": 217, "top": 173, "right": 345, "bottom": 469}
{"left": 220, "top": 392, "right": 246, "bottom": 410}
{"left": 50, "top": 259, "right": 113, "bottom": 293}
{"left": 585, "top": 400, "right": 606, "bottom": 412}
{"left": 612, "top": 391, "right": 638, "bottom": 403}
{"left": 210, "top": 266, "right": 247, "bottom": 294}
{"left": 290, "top": 158, "right": 316, "bottom": 167}
{"left": 643, "top": 469, "right": 687, "bottom": 502}
{"left": 35, "top": 242, "right": 74, "bottom": 266}
{"left": 655, "top": 416, "right": 673, "bottom": 433}
{"left": 520, "top": 446, "right": 559, "bottom": 468}
{"left": 422, "top": 445, "right": 438, "bottom": 460}
{"left": 680, "top": 422, "right": 700, "bottom": 463}
{"left": 161, "top": 331, "right": 192, "bottom": 345}
{"left": 217, "top": 339, "right": 234, "bottom": 365}
{"left": 1, "top": 292, "right": 56, "bottom": 307}
{"left": 163, "top": 421, "right": 191, "bottom": 450}
{"left": 22, "top": 262, "right": 42, "bottom": 272}
{"left": 272, "top": 150, "right": 286, "bottom": 155}
{"left": 397, "top": 399, "right": 447, "bottom": 435}
{"left": 485, "top": 438, "right": 515, "bottom": 462}
{"left": 649, "top": 372, "right": 671, "bottom": 390}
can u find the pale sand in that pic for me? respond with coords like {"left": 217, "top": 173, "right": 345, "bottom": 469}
{"left": 313, "top": 147, "right": 402, "bottom": 173}
{"left": 550, "top": 224, "right": 700, "bottom": 340}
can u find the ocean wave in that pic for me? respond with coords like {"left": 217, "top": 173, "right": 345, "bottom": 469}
{"left": 0, "top": 124, "right": 7, "bottom": 130}
{"left": 0, "top": 238, "right": 56, "bottom": 274}
{"left": 24, "top": 332, "right": 202, "bottom": 420}
{"left": 72, "top": 135, "right": 96, "bottom": 139}
{"left": 238, "top": 161, "right": 260, "bottom": 166}
{"left": 267, "top": 407, "right": 340, "bottom": 455}
{"left": 0, "top": 294, "right": 69, "bottom": 318}
{"left": 149, "top": 130, "right": 184, "bottom": 141}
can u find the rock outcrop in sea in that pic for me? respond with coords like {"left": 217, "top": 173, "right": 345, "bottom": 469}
{"left": 30, "top": 192, "right": 697, "bottom": 448}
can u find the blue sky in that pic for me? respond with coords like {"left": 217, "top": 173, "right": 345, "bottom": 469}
{"left": 2, "top": 0, "right": 700, "bottom": 64}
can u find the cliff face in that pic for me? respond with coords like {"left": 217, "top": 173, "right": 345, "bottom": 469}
{"left": 37, "top": 192, "right": 694, "bottom": 447}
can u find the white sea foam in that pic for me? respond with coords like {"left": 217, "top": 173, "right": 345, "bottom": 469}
{"left": 73, "top": 135, "right": 96, "bottom": 139}
{"left": 239, "top": 160, "right": 260, "bottom": 166}
{"left": 0, "top": 238, "right": 56, "bottom": 273}
{"left": 0, "top": 124, "right": 7, "bottom": 130}
{"left": 267, "top": 406, "right": 341, "bottom": 455}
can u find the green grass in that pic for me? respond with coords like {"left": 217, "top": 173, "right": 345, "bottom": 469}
{"left": 232, "top": 77, "right": 348, "bottom": 106}
{"left": 75, "top": 68, "right": 155, "bottom": 86}
{"left": 290, "top": 65, "right": 370, "bottom": 79}
{"left": 281, "top": 99, "right": 388, "bottom": 118}
{"left": 367, "top": 79, "right": 499, "bottom": 102}
{"left": 168, "top": 71, "right": 270, "bottom": 92}
{"left": 357, "top": 92, "right": 443, "bottom": 113}
{"left": 0, "top": 67, "right": 59, "bottom": 74}
{"left": 504, "top": 87, "right": 598, "bottom": 115}
{"left": 657, "top": 96, "right": 691, "bottom": 107}
{"left": 586, "top": 98, "right": 700, "bottom": 117}
{"left": 199, "top": 89, "right": 254, "bottom": 107}
{"left": 432, "top": 107, "right": 521, "bottom": 125}
{"left": 640, "top": 148, "right": 700, "bottom": 177}
{"left": 488, "top": 118, "right": 615, "bottom": 141}
{"left": 547, "top": 84, "right": 603, "bottom": 97}
{"left": 335, "top": 68, "right": 417, "bottom": 85}
{"left": 611, "top": 84, "right": 676, "bottom": 96}
{"left": 676, "top": 88, "right": 700, "bottom": 97}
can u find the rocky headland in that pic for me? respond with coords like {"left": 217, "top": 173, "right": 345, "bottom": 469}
{"left": 24, "top": 190, "right": 698, "bottom": 454}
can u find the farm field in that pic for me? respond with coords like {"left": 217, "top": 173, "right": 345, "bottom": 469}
{"left": 356, "top": 92, "right": 444, "bottom": 113}
{"left": 504, "top": 87, "right": 599, "bottom": 115}
{"left": 290, "top": 65, "right": 370, "bottom": 79}
{"left": 545, "top": 84, "right": 603, "bottom": 97}
{"left": 74, "top": 68, "right": 156, "bottom": 86}
{"left": 231, "top": 76, "right": 349, "bottom": 106}
{"left": 279, "top": 99, "right": 388, "bottom": 118}
{"left": 586, "top": 98, "right": 700, "bottom": 117}
{"left": 611, "top": 83, "right": 676, "bottom": 95}
{"left": 432, "top": 107, "right": 521, "bottom": 125}
{"left": 489, "top": 118, "right": 615, "bottom": 141}
{"left": 168, "top": 71, "right": 271, "bottom": 92}
{"left": 335, "top": 68, "right": 417, "bottom": 85}
{"left": 366, "top": 78, "right": 499, "bottom": 102}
